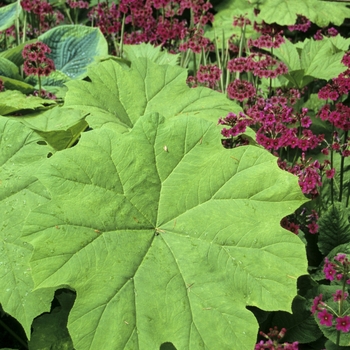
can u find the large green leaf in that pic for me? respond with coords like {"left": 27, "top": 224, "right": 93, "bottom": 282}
{"left": 259, "top": 0, "right": 350, "bottom": 27}
{"left": 273, "top": 37, "right": 301, "bottom": 72}
{"left": 0, "top": 90, "right": 56, "bottom": 116}
{"left": 38, "top": 25, "right": 108, "bottom": 79}
{"left": 274, "top": 37, "right": 347, "bottom": 87}
{"left": 7, "top": 106, "right": 88, "bottom": 132}
{"left": 0, "top": 2, "right": 20, "bottom": 32}
{"left": 259, "top": 0, "right": 317, "bottom": 25}
{"left": 301, "top": 38, "right": 346, "bottom": 81}
{"left": 64, "top": 57, "right": 243, "bottom": 129}
{"left": 0, "top": 118, "right": 54, "bottom": 337}
{"left": 6, "top": 106, "right": 89, "bottom": 150}
{"left": 312, "top": 1, "right": 350, "bottom": 27}
{"left": 22, "top": 113, "right": 308, "bottom": 349}
{"left": 123, "top": 43, "right": 180, "bottom": 66}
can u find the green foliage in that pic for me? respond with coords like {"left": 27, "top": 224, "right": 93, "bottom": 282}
{"left": 0, "top": 90, "right": 56, "bottom": 115}
{"left": 0, "top": 75, "right": 34, "bottom": 94}
{"left": 259, "top": 0, "right": 350, "bottom": 27}
{"left": 0, "top": 57, "right": 23, "bottom": 80}
{"left": 0, "top": 118, "right": 55, "bottom": 337}
{"left": 259, "top": 0, "right": 317, "bottom": 26}
{"left": 38, "top": 25, "right": 108, "bottom": 79}
{"left": 273, "top": 37, "right": 347, "bottom": 88}
{"left": 123, "top": 43, "right": 180, "bottom": 66}
{"left": 63, "top": 57, "right": 244, "bottom": 130}
{"left": 271, "top": 296, "right": 322, "bottom": 343}
{"left": 0, "top": 2, "right": 20, "bottom": 32}
{"left": 19, "top": 112, "right": 307, "bottom": 349}
{"left": 318, "top": 203, "right": 350, "bottom": 256}
{"left": 313, "top": 284, "right": 350, "bottom": 346}
{"left": 0, "top": 40, "right": 36, "bottom": 67}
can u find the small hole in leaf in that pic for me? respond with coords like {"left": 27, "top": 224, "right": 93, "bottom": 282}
{"left": 47, "top": 152, "right": 53, "bottom": 158}
{"left": 160, "top": 342, "right": 177, "bottom": 350}
{"left": 83, "top": 76, "right": 92, "bottom": 82}
{"left": 37, "top": 141, "right": 47, "bottom": 145}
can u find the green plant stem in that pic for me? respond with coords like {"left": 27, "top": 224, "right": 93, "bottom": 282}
{"left": 118, "top": 13, "right": 126, "bottom": 57}
{"left": 37, "top": 74, "right": 42, "bottom": 97}
{"left": 15, "top": 0, "right": 21, "bottom": 46}
{"left": 338, "top": 130, "right": 348, "bottom": 203}
{"left": 64, "top": 6, "right": 74, "bottom": 24}
{"left": 268, "top": 47, "right": 273, "bottom": 97}
{"left": 0, "top": 318, "right": 28, "bottom": 349}
{"left": 336, "top": 330, "right": 341, "bottom": 346}
{"left": 235, "top": 23, "right": 246, "bottom": 81}
{"left": 66, "top": 122, "right": 89, "bottom": 149}
{"left": 22, "top": 12, "right": 27, "bottom": 44}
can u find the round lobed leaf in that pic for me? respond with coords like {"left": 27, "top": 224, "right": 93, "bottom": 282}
{"left": 23, "top": 113, "right": 308, "bottom": 349}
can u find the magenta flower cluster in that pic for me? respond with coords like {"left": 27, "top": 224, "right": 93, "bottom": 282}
{"left": 66, "top": 0, "right": 89, "bottom": 9}
{"left": 228, "top": 53, "right": 288, "bottom": 80}
{"left": 316, "top": 57, "right": 350, "bottom": 157}
{"left": 88, "top": 0, "right": 214, "bottom": 52}
{"left": 186, "top": 64, "right": 222, "bottom": 90}
{"left": 20, "top": 0, "right": 64, "bottom": 36}
{"left": 311, "top": 254, "right": 350, "bottom": 333}
{"left": 255, "top": 327, "right": 298, "bottom": 349}
{"left": 219, "top": 89, "right": 334, "bottom": 202}
{"left": 22, "top": 42, "right": 55, "bottom": 77}
{"left": 287, "top": 15, "right": 311, "bottom": 32}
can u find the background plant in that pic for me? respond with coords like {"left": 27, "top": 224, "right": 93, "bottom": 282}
{"left": 0, "top": 0, "right": 349, "bottom": 349}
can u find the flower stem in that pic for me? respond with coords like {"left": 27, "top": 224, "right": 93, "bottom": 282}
{"left": 38, "top": 74, "right": 42, "bottom": 97}
{"left": 338, "top": 130, "right": 348, "bottom": 203}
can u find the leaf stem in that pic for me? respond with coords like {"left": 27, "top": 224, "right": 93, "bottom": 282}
{"left": 0, "top": 318, "right": 28, "bottom": 349}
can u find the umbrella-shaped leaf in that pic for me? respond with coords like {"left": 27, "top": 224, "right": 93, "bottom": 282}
{"left": 301, "top": 39, "right": 346, "bottom": 81}
{"left": 123, "top": 43, "right": 180, "bottom": 66}
{"left": 0, "top": 118, "right": 55, "bottom": 337}
{"left": 7, "top": 106, "right": 87, "bottom": 132}
{"left": 38, "top": 25, "right": 108, "bottom": 79}
{"left": 22, "top": 113, "right": 308, "bottom": 349}
{"left": 64, "top": 57, "right": 243, "bottom": 129}
{"left": 259, "top": 0, "right": 350, "bottom": 27}
{"left": 7, "top": 106, "right": 91, "bottom": 151}
{"left": 259, "top": 0, "right": 317, "bottom": 25}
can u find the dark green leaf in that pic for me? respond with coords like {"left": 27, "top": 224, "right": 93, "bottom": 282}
{"left": 318, "top": 203, "right": 350, "bottom": 256}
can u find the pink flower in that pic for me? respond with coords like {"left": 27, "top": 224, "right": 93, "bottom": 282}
{"left": 336, "top": 315, "right": 350, "bottom": 332}
{"left": 307, "top": 222, "right": 319, "bottom": 234}
{"left": 325, "top": 168, "right": 335, "bottom": 179}
{"left": 317, "top": 309, "right": 333, "bottom": 327}
{"left": 324, "top": 258, "right": 337, "bottom": 281}
{"left": 333, "top": 289, "right": 349, "bottom": 302}
{"left": 311, "top": 294, "right": 323, "bottom": 314}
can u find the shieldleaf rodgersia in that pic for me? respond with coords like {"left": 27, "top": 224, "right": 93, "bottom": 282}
{"left": 22, "top": 113, "right": 308, "bottom": 349}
